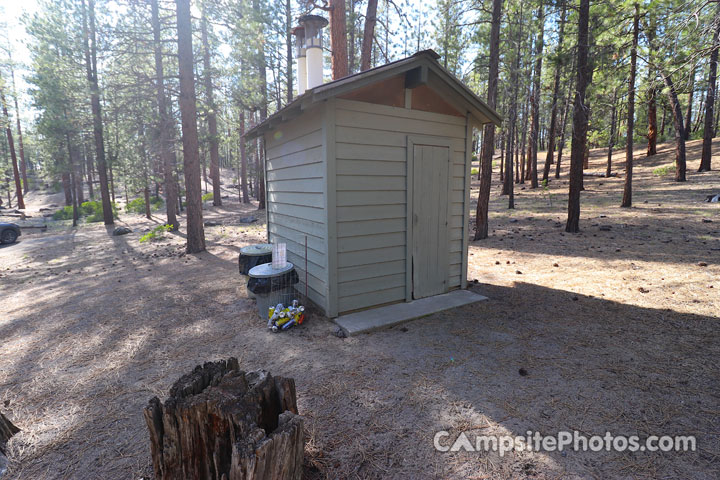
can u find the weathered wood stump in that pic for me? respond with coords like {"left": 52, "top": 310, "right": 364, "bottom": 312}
{"left": 0, "top": 412, "right": 20, "bottom": 476}
{"left": 143, "top": 358, "right": 304, "bottom": 480}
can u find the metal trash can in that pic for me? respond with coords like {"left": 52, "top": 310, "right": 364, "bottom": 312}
{"left": 238, "top": 243, "right": 273, "bottom": 275}
{"left": 247, "top": 262, "right": 299, "bottom": 318}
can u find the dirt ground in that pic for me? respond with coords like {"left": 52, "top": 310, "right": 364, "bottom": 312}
{"left": 1, "top": 138, "right": 718, "bottom": 479}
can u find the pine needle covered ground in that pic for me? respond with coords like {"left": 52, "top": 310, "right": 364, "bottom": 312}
{"left": 1, "top": 138, "right": 718, "bottom": 479}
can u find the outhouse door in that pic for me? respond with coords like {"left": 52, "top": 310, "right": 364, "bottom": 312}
{"left": 407, "top": 136, "right": 452, "bottom": 300}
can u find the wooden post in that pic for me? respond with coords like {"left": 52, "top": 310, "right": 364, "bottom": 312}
{"left": 144, "top": 358, "right": 304, "bottom": 480}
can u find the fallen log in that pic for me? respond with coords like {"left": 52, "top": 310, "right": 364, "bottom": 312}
{"left": 583, "top": 172, "right": 618, "bottom": 177}
{"left": 144, "top": 358, "right": 303, "bottom": 480}
{"left": 0, "top": 412, "right": 19, "bottom": 477}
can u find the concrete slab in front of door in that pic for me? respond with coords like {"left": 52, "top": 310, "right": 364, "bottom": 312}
{"left": 334, "top": 289, "right": 489, "bottom": 336}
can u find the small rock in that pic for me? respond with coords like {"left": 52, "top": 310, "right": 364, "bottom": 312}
{"left": 553, "top": 263, "right": 559, "bottom": 267}
{"left": 698, "top": 262, "right": 708, "bottom": 267}
{"left": 515, "top": 270, "right": 522, "bottom": 275}
{"left": 113, "top": 227, "right": 132, "bottom": 236}
{"left": 518, "top": 368, "right": 528, "bottom": 377}
{"left": 638, "top": 287, "right": 649, "bottom": 293}
{"left": 334, "top": 327, "right": 347, "bottom": 339}
{"left": 572, "top": 296, "right": 579, "bottom": 301}
{"left": 702, "top": 218, "right": 712, "bottom": 223}
{"left": 495, "top": 261, "right": 500, "bottom": 265}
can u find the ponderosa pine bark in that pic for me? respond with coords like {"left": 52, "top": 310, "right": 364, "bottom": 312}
{"left": 684, "top": 67, "right": 694, "bottom": 141}
{"left": 621, "top": 4, "right": 639, "bottom": 208}
{"left": 700, "top": 2, "right": 720, "bottom": 172}
{"left": 239, "top": 111, "right": 250, "bottom": 203}
{"left": 62, "top": 172, "right": 72, "bottom": 206}
{"left": 542, "top": 2, "right": 567, "bottom": 182}
{"left": 200, "top": 8, "right": 222, "bottom": 207}
{"left": 607, "top": 87, "right": 618, "bottom": 177}
{"left": 474, "top": 91, "right": 495, "bottom": 230}
{"left": 7, "top": 53, "right": 28, "bottom": 194}
{"left": 527, "top": 2, "right": 544, "bottom": 188}
{"left": 566, "top": 0, "right": 590, "bottom": 233}
{"left": 661, "top": 71, "right": 687, "bottom": 181}
{"left": 151, "top": 0, "right": 178, "bottom": 230}
{"left": 646, "top": 12, "right": 658, "bottom": 156}
{"left": 555, "top": 66, "right": 574, "bottom": 179}
{"left": 253, "top": 0, "right": 267, "bottom": 210}
{"left": 81, "top": 0, "right": 113, "bottom": 225}
{"left": 176, "top": 0, "right": 206, "bottom": 253}
{"left": 0, "top": 84, "right": 24, "bottom": 210}
{"left": 329, "top": 0, "right": 349, "bottom": 79}
{"left": 360, "top": 0, "right": 378, "bottom": 71}
{"left": 502, "top": 4, "right": 524, "bottom": 209}
{"left": 285, "top": 0, "right": 293, "bottom": 102}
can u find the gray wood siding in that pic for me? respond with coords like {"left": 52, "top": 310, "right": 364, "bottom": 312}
{"left": 334, "top": 99, "right": 467, "bottom": 313}
{"left": 264, "top": 107, "right": 328, "bottom": 309}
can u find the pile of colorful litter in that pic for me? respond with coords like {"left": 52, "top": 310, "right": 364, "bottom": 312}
{"left": 267, "top": 300, "right": 305, "bottom": 332}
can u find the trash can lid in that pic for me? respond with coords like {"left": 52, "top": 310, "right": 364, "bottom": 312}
{"left": 240, "top": 243, "right": 273, "bottom": 256}
{"left": 248, "top": 262, "right": 295, "bottom": 278}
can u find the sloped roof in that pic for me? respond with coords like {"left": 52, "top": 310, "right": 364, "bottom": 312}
{"left": 245, "top": 50, "right": 502, "bottom": 140}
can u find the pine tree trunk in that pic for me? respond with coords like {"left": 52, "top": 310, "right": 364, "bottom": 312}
{"left": 144, "top": 359, "right": 304, "bottom": 480}
{"left": 84, "top": 141, "right": 94, "bottom": 199}
{"left": 607, "top": 88, "right": 618, "bottom": 177}
{"left": 661, "top": 71, "right": 687, "bottom": 181}
{"left": 151, "top": 0, "right": 178, "bottom": 229}
{"left": 700, "top": 2, "right": 719, "bottom": 171}
{"left": 239, "top": 111, "right": 250, "bottom": 203}
{"left": 62, "top": 172, "right": 72, "bottom": 206}
{"left": 646, "top": 12, "right": 658, "bottom": 156}
{"left": 8, "top": 56, "right": 28, "bottom": 194}
{"left": 621, "top": 4, "right": 639, "bottom": 208}
{"left": 201, "top": 9, "right": 222, "bottom": 207}
{"left": 542, "top": 3, "right": 566, "bottom": 182}
{"left": 285, "top": 0, "right": 293, "bottom": 102}
{"left": 0, "top": 86, "right": 24, "bottom": 209}
{"left": 474, "top": 0, "right": 502, "bottom": 238}
{"left": 566, "top": 0, "right": 591, "bottom": 233}
{"left": 176, "top": 0, "right": 206, "bottom": 253}
{"left": 684, "top": 67, "right": 695, "bottom": 141}
{"left": 555, "top": 69, "right": 574, "bottom": 179}
{"left": 647, "top": 86, "right": 658, "bottom": 155}
{"left": 82, "top": 0, "right": 113, "bottom": 225}
{"left": 329, "top": 0, "right": 349, "bottom": 79}
{"left": 360, "top": 0, "right": 378, "bottom": 71}
{"left": 528, "top": 3, "right": 544, "bottom": 188}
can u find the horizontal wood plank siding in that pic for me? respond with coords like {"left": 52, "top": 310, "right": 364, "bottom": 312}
{"left": 265, "top": 106, "right": 328, "bottom": 310}
{"left": 335, "top": 99, "right": 467, "bottom": 314}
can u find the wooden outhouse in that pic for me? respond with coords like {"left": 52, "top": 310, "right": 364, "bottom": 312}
{"left": 246, "top": 50, "right": 502, "bottom": 318}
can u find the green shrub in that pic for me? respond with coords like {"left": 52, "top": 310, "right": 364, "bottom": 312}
{"left": 52, "top": 205, "right": 74, "bottom": 220}
{"left": 653, "top": 166, "right": 671, "bottom": 177}
{"left": 125, "top": 196, "right": 164, "bottom": 214}
{"left": 201, "top": 192, "right": 214, "bottom": 202}
{"left": 471, "top": 167, "right": 479, "bottom": 176}
{"left": 52, "top": 200, "right": 118, "bottom": 222}
{"left": 139, "top": 224, "right": 173, "bottom": 243}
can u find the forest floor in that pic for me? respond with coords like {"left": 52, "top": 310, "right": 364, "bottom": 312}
{"left": 1, "top": 138, "right": 719, "bottom": 479}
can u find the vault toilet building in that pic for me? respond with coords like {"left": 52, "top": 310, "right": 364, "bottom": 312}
{"left": 246, "top": 16, "right": 502, "bottom": 320}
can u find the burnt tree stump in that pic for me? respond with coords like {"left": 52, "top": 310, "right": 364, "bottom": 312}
{"left": 0, "top": 412, "right": 19, "bottom": 476}
{"left": 143, "top": 358, "right": 303, "bottom": 480}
